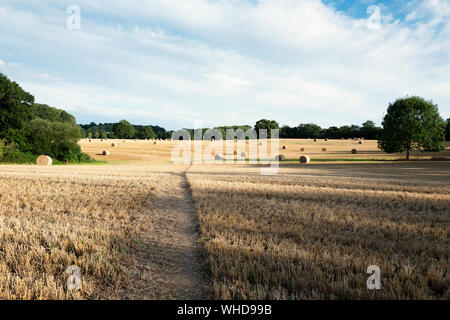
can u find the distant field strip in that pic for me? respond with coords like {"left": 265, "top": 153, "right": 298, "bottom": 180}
{"left": 187, "top": 163, "right": 450, "bottom": 299}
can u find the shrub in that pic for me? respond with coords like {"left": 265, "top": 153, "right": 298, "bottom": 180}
{"left": 0, "top": 143, "right": 36, "bottom": 164}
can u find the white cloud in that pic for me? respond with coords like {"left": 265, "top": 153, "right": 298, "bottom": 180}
{"left": 31, "top": 73, "right": 60, "bottom": 81}
{"left": 0, "top": 0, "right": 449, "bottom": 128}
{"left": 0, "top": 59, "right": 4, "bottom": 68}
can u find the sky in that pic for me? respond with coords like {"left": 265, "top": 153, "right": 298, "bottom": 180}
{"left": 0, "top": 0, "right": 449, "bottom": 130}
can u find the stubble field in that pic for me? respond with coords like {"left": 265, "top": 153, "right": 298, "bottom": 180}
{"left": 0, "top": 139, "right": 449, "bottom": 299}
{"left": 187, "top": 162, "right": 450, "bottom": 299}
{"left": 79, "top": 138, "right": 450, "bottom": 163}
{"left": 0, "top": 164, "right": 210, "bottom": 299}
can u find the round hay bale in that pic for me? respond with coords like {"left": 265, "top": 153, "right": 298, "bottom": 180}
{"left": 325, "top": 138, "right": 328, "bottom": 141}
{"left": 359, "top": 141, "right": 363, "bottom": 144}
{"left": 111, "top": 143, "right": 117, "bottom": 147}
{"left": 241, "top": 152, "right": 246, "bottom": 157}
{"left": 214, "top": 154, "right": 223, "bottom": 160}
{"left": 101, "top": 139, "right": 104, "bottom": 142}
{"left": 341, "top": 137, "right": 344, "bottom": 140}
{"left": 211, "top": 138, "right": 215, "bottom": 142}
{"left": 322, "top": 147, "right": 327, "bottom": 152}
{"left": 36, "top": 155, "right": 52, "bottom": 166}
{"left": 351, "top": 149, "right": 358, "bottom": 154}
{"left": 282, "top": 145, "right": 287, "bottom": 150}
{"left": 300, "top": 147, "right": 305, "bottom": 152}
{"left": 314, "top": 139, "right": 317, "bottom": 142}
{"left": 246, "top": 141, "right": 249, "bottom": 145}
{"left": 299, "top": 155, "right": 310, "bottom": 164}
{"left": 234, "top": 151, "right": 238, "bottom": 155}
{"left": 259, "top": 142, "right": 263, "bottom": 146}
{"left": 89, "top": 139, "right": 92, "bottom": 142}
{"left": 154, "top": 141, "right": 157, "bottom": 145}
{"left": 276, "top": 154, "right": 285, "bottom": 161}
{"left": 102, "top": 150, "right": 110, "bottom": 156}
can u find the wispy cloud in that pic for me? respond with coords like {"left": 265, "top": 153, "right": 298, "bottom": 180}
{"left": 0, "top": 0, "right": 449, "bottom": 128}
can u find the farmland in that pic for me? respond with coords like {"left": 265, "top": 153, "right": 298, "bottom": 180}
{"left": 79, "top": 138, "right": 450, "bottom": 163}
{"left": 0, "top": 139, "right": 449, "bottom": 299}
{"left": 187, "top": 162, "right": 450, "bottom": 299}
{"left": 0, "top": 164, "right": 210, "bottom": 299}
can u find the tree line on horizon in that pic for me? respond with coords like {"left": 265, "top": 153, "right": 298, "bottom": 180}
{"left": 84, "top": 111, "right": 449, "bottom": 147}
{"left": 79, "top": 121, "right": 171, "bottom": 140}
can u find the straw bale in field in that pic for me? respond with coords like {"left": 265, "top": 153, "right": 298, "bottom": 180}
{"left": 299, "top": 155, "right": 310, "bottom": 164}
{"left": 36, "top": 155, "right": 52, "bottom": 166}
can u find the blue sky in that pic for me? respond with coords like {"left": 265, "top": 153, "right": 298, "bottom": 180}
{"left": 0, "top": 0, "right": 449, "bottom": 130}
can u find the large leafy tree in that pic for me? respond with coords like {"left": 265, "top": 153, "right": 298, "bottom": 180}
{"left": 254, "top": 119, "right": 280, "bottom": 138}
{"left": 113, "top": 120, "right": 135, "bottom": 139}
{"left": 24, "top": 118, "right": 83, "bottom": 161}
{"left": 0, "top": 73, "right": 34, "bottom": 135}
{"left": 378, "top": 96, "right": 446, "bottom": 160}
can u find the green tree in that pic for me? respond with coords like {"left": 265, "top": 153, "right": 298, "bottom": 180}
{"left": 0, "top": 139, "right": 4, "bottom": 160}
{"left": 59, "top": 110, "right": 76, "bottom": 125}
{"left": 378, "top": 96, "right": 446, "bottom": 160}
{"left": 298, "top": 123, "right": 322, "bottom": 138}
{"left": 254, "top": 119, "right": 279, "bottom": 138}
{"left": 24, "top": 118, "right": 83, "bottom": 161}
{"left": 100, "top": 129, "right": 108, "bottom": 139}
{"left": 113, "top": 120, "right": 135, "bottom": 139}
{"left": 137, "top": 126, "right": 156, "bottom": 140}
{"left": 360, "top": 120, "right": 382, "bottom": 140}
{"left": 0, "top": 73, "right": 34, "bottom": 136}
{"left": 446, "top": 118, "right": 450, "bottom": 141}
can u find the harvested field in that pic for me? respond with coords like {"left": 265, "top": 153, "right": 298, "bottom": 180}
{"left": 186, "top": 162, "right": 450, "bottom": 299}
{"left": 0, "top": 165, "right": 210, "bottom": 300}
{"left": 79, "top": 139, "right": 450, "bottom": 163}
{"left": 1, "top": 141, "right": 449, "bottom": 300}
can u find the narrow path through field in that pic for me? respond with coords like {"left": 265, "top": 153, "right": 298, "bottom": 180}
{"left": 124, "top": 166, "right": 212, "bottom": 299}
